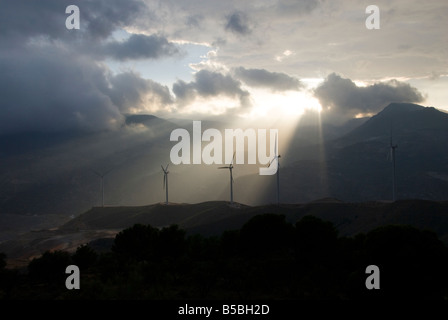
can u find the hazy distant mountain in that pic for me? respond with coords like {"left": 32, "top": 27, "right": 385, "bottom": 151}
{"left": 0, "top": 114, "right": 259, "bottom": 217}
{"left": 332, "top": 103, "right": 448, "bottom": 199}
{"left": 1, "top": 103, "right": 448, "bottom": 222}
{"left": 253, "top": 103, "right": 448, "bottom": 204}
{"left": 287, "top": 116, "right": 369, "bottom": 151}
{"left": 0, "top": 114, "right": 179, "bottom": 216}
{"left": 334, "top": 103, "right": 448, "bottom": 147}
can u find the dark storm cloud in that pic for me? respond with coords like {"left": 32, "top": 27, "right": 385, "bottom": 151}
{"left": 108, "top": 72, "right": 174, "bottom": 113}
{"left": 314, "top": 73, "right": 425, "bottom": 121}
{"left": 225, "top": 11, "right": 251, "bottom": 35}
{"left": 0, "top": 0, "right": 146, "bottom": 43}
{"left": 172, "top": 80, "right": 196, "bottom": 103}
{"left": 99, "top": 34, "right": 179, "bottom": 61}
{"left": 80, "top": 0, "right": 145, "bottom": 39}
{"left": 194, "top": 70, "right": 245, "bottom": 97}
{"left": 0, "top": 0, "right": 67, "bottom": 43}
{"left": 0, "top": 47, "right": 173, "bottom": 135}
{"left": 173, "top": 70, "right": 252, "bottom": 110}
{"left": 0, "top": 48, "right": 122, "bottom": 134}
{"left": 234, "top": 67, "right": 303, "bottom": 91}
{"left": 0, "top": 0, "right": 179, "bottom": 135}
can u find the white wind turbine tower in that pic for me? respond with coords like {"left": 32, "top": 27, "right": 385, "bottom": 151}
{"left": 161, "top": 164, "right": 169, "bottom": 205}
{"left": 219, "top": 152, "right": 235, "bottom": 204}
{"left": 268, "top": 133, "right": 281, "bottom": 206}
{"left": 91, "top": 167, "right": 114, "bottom": 207}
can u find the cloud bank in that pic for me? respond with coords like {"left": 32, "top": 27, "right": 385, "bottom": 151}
{"left": 98, "top": 34, "right": 180, "bottom": 61}
{"left": 234, "top": 67, "right": 303, "bottom": 91}
{"left": 173, "top": 70, "right": 252, "bottom": 112}
{"left": 314, "top": 73, "right": 425, "bottom": 123}
{"left": 0, "top": 0, "right": 180, "bottom": 135}
{"left": 0, "top": 0, "right": 145, "bottom": 43}
{"left": 0, "top": 48, "right": 122, "bottom": 134}
{"left": 0, "top": 0, "right": 443, "bottom": 134}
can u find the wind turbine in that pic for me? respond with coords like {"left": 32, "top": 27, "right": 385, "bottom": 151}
{"left": 268, "top": 133, "right": 281, "bottom": 206}
{"left": 219, "top": 152, "right": 235, "bottom": 204}
{"left": 91, "top": 167, "right": 114, "bottom": 207}
{"left": 161, "top": 164, "right": 169, "bottom": 205}
{"left": 389, "top": 132, "right": 398, "bottom": 202}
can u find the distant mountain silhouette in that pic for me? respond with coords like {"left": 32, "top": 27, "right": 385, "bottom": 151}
{"left": 124, "top": 114, "right": 178, "bottom": 128}
{"left": 336, "top": 103, "right": 448, "bottom": 147}
{"left": 1, "top": 103, "right": 448, "bottom": 233}
{"left": 251, "top": 103, "right": 448, "bottom": 204}
{"left": 125, "top": 114, "right": 159, "bottom": 125}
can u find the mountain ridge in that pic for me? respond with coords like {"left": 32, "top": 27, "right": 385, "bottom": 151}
{"left": 1, "top": 102, "right": 448, "bottom": 226}
{"left": 333, "top": 102, "right": 448, "bottom": 147}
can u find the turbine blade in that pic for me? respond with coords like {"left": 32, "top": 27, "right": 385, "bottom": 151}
{"left": 166, "top": 163, "right": 169, "bottom": 171}
{"left": 268, "top": 157, "right": 276, "bottom": 168}
{"left": 104, "top": 167, "right": 114, "bottom": 176}
{"left": 275, "top": 132, "right": 278, "bottom": 156}
{"left": 219, "top": 166, "right": 229, "bottom": 169}
{"left": 390, "top": 119, "right": 393, "bottom": 144}
{"left": 231, "top": 151, "right": 236, "bottom": 165}
{"left": 91, "top": 169, "right": 102, "bottom": 177}
{"left": 161, "top": 165, "right": 165, "bottom": 171}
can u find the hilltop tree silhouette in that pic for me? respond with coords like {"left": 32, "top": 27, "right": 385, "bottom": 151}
{"left": 239, "top": 214, "right": 294, "bottom": 258}
{"left": 157, "top": 224, "right": 186, "bottom": 259}
{"left": 112, "top": 224, "right": 159, "bottom": 262}
{"left": 1, "top": 213, "right": 447, "bottom": 300}
{"left": 294, "top": 215, "right": 338, "bottom": 266}
{"left": 27, "top": 250, "right": 72, "bottom": 285}
{"left": 292, "top": 215, "right": 341, "bottom": 298}
{"left": 72, "top": 244, "right": 98, "bottom": 270}
{"left": 112, "top": 223, "right": 187, "bottom": 262}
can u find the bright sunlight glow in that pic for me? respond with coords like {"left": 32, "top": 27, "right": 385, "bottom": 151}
{"left": 246, "top": 88, "right": 322, "bottom": 120}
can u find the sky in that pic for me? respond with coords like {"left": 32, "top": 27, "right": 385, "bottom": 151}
{"left": 0, "top": 0, "right": 447, "bottom": 135}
